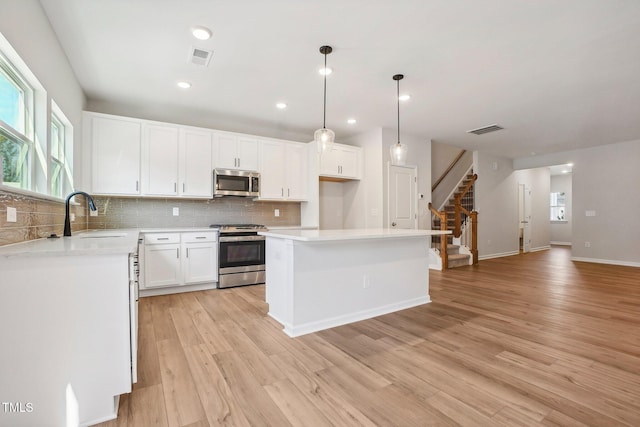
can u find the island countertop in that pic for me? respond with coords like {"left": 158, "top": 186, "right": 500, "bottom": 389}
{"left": 259, "top": 228, "right": 450, "bottom": 242}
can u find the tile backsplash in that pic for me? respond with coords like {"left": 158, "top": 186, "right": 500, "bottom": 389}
{"left": 0, "top": 190, "right": 89, "bottom": 246}
{"left": 88, "top": 196, "right": 301, "bottom": 229}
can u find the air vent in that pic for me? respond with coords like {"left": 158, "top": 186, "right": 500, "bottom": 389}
{"left": 188, "top": 47, "right": 213, "bottom": 67}
{"left": 467, "top": 124, "right": 504, "bottom": 135}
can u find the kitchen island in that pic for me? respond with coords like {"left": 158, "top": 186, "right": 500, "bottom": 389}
{"left": 258, "top": 228, "right": 450, "bottom": 337}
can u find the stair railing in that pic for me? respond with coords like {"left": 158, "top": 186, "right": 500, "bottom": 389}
{"left": 428, "top": 203, "right": 448, "bottom": 270}
{"left": 458, "top": 207, "right": 479, "bottom": 264}
{"left": 453, "top": 174, "right": 477, "bottom": 237}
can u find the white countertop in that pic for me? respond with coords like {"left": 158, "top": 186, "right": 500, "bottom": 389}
{"left": 258, "top": 228, "right": 450, "bottom": 242}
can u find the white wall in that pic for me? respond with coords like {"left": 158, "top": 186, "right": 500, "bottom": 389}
{"left": 432, "top": 142, "right": 464, "bottom": 182}
{"left": 550, "top": 174, "right": 572, "bottom": 245}
{"left": 514, "top": 139, "right": 640, "bottom": 266}
{"left": 0, "top": 0, "right": 86, "bottom": 186}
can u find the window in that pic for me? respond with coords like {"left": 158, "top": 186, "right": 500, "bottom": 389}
{"left": 550, "top": 192, "right": 566, "bottom": 221}
{"left": 50, "top": 104, "right": 73, "bottom": 198}
{"left": 0, "top": 53, "right": 34, "bottom": 190}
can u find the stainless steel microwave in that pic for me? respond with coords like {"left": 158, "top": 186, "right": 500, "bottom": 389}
{"left": 213, "top": 169, "right": 260, "bottom": 197}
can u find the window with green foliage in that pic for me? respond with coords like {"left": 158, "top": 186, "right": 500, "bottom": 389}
{"left": 0, "top": 53, "right": 33, "bottom": 190}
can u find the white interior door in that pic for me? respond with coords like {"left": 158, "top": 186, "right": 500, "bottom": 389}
{"left": 388, "top": 164, "right": 417, "bottom": 229}
{"left": 522, "top": 185, "right": 532, "bottom": 253}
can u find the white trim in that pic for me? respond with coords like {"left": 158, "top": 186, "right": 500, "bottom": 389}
{"left": 551, "top": 241, "right": 572, "bottom": 246}
{"left": 571, "top": 257, "right": 640, "bottom": 268}
{"left": 530, "top": 245, "right": 551, "bottom": 252}
{"left": 272, "top": 296, "right": 431, "bottom": 337}
{"left": 478, "top": 250, "right": 519, "bottom": 260}
{"left": 139, "top": 281, "right": 217, "bottom": 297}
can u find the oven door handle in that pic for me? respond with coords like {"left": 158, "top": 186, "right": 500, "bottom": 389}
{"left": 220, "top": 235, "right": 266, "bottom": 242}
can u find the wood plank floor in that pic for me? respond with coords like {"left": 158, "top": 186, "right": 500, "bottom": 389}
{"left": 97, "top": 247, "right": 640, "bottom": 426}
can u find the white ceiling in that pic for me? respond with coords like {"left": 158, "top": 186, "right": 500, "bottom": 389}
{"left": 39, "top": 0, "right": 640, "bottom": 159}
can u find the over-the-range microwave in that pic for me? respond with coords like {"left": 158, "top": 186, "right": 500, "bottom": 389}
{"left": 213, "top": 169, "right": 260, "bottom": 197}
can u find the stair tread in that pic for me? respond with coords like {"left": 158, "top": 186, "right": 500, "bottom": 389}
{"left": 448, "top": 254, "right": 470, "bottom": 260}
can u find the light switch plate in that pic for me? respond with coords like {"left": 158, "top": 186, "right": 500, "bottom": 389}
{"left": 7, "top": 206, "right": 17, "bottom": 222}
{"left": 585, "top": 210, "right": 596, "bottom": 217}
{"left": 172, "top": 207, "right": 179, "bottom": 216}
{"left": 274, "top": 209, "right": 280, "bottom": 217}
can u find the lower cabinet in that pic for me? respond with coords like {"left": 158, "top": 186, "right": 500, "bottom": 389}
{"left": 142, "top": 231, "right": 218, "bottom": 290}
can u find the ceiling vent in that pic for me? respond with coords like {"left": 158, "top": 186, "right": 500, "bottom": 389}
{"left": 188, "top": 47, "right": 213, "bottom": 67}
{"left": 467, "top": 124, "right": 504, "bottom": 135}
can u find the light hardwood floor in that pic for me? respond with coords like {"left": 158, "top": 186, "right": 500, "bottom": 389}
{"left": 98, "top": 247, "right": 640, "bottom": 426}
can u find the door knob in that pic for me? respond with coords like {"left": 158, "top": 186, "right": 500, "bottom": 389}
{"left": 392, "top": 222, "right": 397, "bottom": 227}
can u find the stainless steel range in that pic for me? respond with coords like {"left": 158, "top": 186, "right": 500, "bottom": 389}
{"left": 210, "top": 224, "right": 267, "bottom": 288}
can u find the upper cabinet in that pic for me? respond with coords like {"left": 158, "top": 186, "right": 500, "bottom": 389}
{"left": 179, "top": 128, "right": 212, "bottom": 197}
{"left": 142, "top": 123, "right": 180, "bottom": 196}
{"left": 87, "top": 113, "right": 141, "bottom": 196}
{"left": 215, "top": 133, "right": 259, "bottom": 171}
{"left": 259, "top": 140, "right": 308, "bottom": 201}
{"left": 319, "top": 143, "right": 361, "bottom": 180}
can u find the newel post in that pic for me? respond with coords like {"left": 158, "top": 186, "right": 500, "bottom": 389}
{"left": 471, "top": 211, "right": 478, "bottom": 264}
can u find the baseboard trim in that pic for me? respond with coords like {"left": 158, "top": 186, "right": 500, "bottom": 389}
{"left": 530, "top": 245, "right": 551, "bottom": 252}
{"left": 478, "top": 250, "right": 519, "bottom": 261}
{"left": 272, "top": 296, "right": 431, "bottom": 338}
{"left": 571, "top": 257, "right": 640, "bottom": 268}
{"left": 140, "top": 281, "right": 217, "bottom": 297}
{"left": 551, "top": 241, "right": 572, "bottom": 246}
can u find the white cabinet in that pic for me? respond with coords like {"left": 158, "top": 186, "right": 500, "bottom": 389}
{"left": 320, "top": 143, "right": 361, "bottom": 180}
{"left": 142, "top": 231, "right": 218, "bottom": 290}
{"left": 180, "top": 129, "right": 213, "bottom": 197}
{"left": 259, "top": 140, "right": 308, "bottom": 201}
{"left": 215, "top": 133, "right": 259, "bottom": 171}
{"left": 142, "top": 123, "right": 180, "bottom": 196}
{"left": 142, "top": 125, "right": 213, "bottom": 198}
{"left": 88, "top": 113, "right": 141, "bottom": 195}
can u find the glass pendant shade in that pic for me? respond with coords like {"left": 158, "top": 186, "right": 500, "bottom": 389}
{"left": 315, "top": 127, "right": 335, "bottom": 153}
{"left": 390, "top": 142, "right": 407, "bottom": 165}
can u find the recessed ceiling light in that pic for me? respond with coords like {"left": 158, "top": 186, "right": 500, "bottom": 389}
{"left": 276, "top": 102, "right": 287, "bottom": 109}
{"left": 399, "top": 94, "right": 411, "bottom": 101}
{"left": 347, "top": 118, "right": 357, "bottom": 124}
{"left": 319, "top": 67, "right": 333, "bottom": 76}
{"left": 177, "top": 81, "right": 192, "bottom": 89}
{"left": 191, "top": 26, "right": 212, "bottom": 40}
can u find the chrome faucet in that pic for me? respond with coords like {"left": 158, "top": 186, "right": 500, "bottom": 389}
{"left": 64, "top": 191, "right": 97, "bottom": 237}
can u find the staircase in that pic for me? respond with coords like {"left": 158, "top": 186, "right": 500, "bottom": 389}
{"left": 430, "top": 172, "right": 478, "bottom": 269}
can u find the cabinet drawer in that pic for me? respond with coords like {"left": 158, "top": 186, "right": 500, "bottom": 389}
{"left": 144, "top": 233, "right": 181, "bottom": 244}
{"left": 182, "top": 232, "right": 218, "bottom": 243}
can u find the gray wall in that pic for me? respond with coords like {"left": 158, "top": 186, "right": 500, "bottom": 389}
{"left": 513, "top": 139, "right": 640, "bottom": 266}
{"left": 550, "top": 174, "right": 572, "bottom": 245}
{"left": 474, "top": 151, "right": 551, "bottom": 259}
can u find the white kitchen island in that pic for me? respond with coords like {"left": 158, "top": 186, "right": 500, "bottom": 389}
{"left": 259, "top": 228, "right": 450, "bottom": 337}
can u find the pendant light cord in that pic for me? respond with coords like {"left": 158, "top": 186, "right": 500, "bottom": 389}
{"left": 323, "top": 51, "right": 327, "bottom": 129}
{"left": 397, "top": 78, "right": 400, "bottom": 144}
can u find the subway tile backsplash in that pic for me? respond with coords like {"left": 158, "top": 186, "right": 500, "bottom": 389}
{"left": 88, "top": 196, "right": 301, "bottom": 229}
{"left": 0, "top": 190, "right": 89, "bottom": 246}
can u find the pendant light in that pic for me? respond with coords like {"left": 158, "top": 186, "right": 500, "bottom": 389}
{"left": 314, "top": 45, "right": 335, "bottom": 153}
{"left": 390, "top": 74, "right": 408, "bottom": 165}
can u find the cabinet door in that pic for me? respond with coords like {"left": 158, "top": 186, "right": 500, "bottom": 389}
{"left": 237, "top": 137, "right": 259, "bottom": 171}
{"left": 216, "top": 134, "right": 239, "bottom": 169}
{"left": 92, "top": 116, "right": 141, "bottom": 195}
{"left": 143, "top": 244, "right": 181, "bottom": 288}
{"left": 143, "top": 124, "right": 179, "bottom": 196}
{"left": 183, "top": 242, "right": 218, "bottom": 284}
{"left": 337, "top": 146, "right": 360, "bottom": 179}
{"left": 259, "top": 140, "right": 286, "bottom": 199}
{"left": 285, "top": 143, "right": 308, "bottom": 200}
{"left": 319, "top": 146, "right": 340, "bottom": 176}
{"left": 180, "top": 129, "right": 212, "bottom": 197}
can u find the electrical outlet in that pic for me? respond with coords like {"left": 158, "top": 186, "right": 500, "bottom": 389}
{"left": 70, "top": 213, "right": 76, "bottom": 222}
{"left": 584, "top": 241, "right": 591, "bottom": 248}
{"left": 585, "top": 210, "right": 596, "bottom": 217}
{"left": 172, "top": 207, "right": 179, "bottom": 216}
{"left": 7, "top": 206, "right": 17, "bottom": 222}
{"left": 274, "top": 209, "right": 280, "bottom": 217}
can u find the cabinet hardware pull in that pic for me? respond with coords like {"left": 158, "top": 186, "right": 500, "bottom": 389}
{"left": 177, "top": 248, "right": 180, "bottom": 258}
{"left": 281, "top": 188, "right": 284, "bottom": 196}
{"left": 174, "top": 183, "right": 177, "bottom": 192}
{"left": 158, "top": 237, "right": 169, "bottom": 240}
{"left": 238, "top": 158, "right": 240, "bottom": 168}
{"left": 288, "top": 188, "right": 290, "bottom": 197}
{"left": 136, "top": 180, "right": 139, "bottom": 191}
{"left": 195, "top": 236, "right": 206, "bottom": 239}
{"left": 182, "top": 183, "right": 185, "bottom": 192}
{"left": 186, "top": 248, "right": 189, "bottom": 258}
